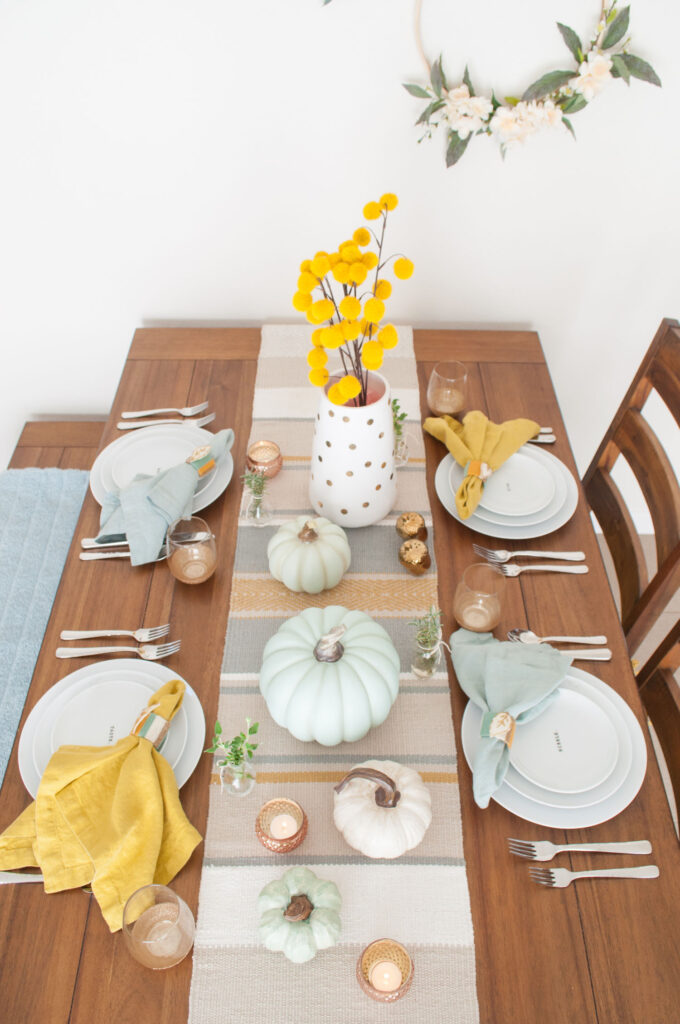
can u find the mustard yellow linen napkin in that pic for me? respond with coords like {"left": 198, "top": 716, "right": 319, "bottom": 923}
{"left": 423, "top": 410, "right": 540, "bottom": 518}
{"left": 0, "top": 680, "right": 202, "bottom": 931}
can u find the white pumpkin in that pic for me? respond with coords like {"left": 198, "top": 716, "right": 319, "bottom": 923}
{"left": 267, "top": 516, "right": 351, "bottom": 594}
{"left": 258, "top": 866, "right": 342, "bottom": 963}
{"left": 333, "top": 759, "right": 432, "bottom": 859}
{"left": 259, "top": 605, "right": 400, "bottom": 746}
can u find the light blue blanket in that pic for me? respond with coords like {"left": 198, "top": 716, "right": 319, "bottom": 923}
{"left": 0, "top": 468, "right": 88, "bottom": 785}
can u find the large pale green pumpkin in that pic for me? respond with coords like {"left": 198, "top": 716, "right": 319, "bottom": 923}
{"left": 258, "top": 866, "right": 342, "bottom": 963}
{"left": 259, "top": 605, "right": 400, "bottom": 746}
{"left": 267, "top": 516, "right": 351, "bottom": 594}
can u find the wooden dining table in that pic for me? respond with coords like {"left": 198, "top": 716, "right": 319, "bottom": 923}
{"left": 1, "top": 327, "right": 679, "bottom": 1024}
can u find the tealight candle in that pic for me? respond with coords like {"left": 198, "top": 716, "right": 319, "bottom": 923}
{"left": 246, "top": 440, "right": 283, "bottom": 479}
{"left": 269, "top": 813, "right": 298, "bottom": 839}
{"left": 357, "top": 938, "right": 414, "bottom": 1003}
{"left": 255, "top": 798, "right": 308, "bottom": 853}
{"left": 370, "top": 960, "right": 403, "bottom": 992}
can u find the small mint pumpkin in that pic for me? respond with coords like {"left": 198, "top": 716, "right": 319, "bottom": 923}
{"left": 258, "top": 866, "right": 342, "bottom": 963}
{"left": 267, "top": 516, "right": 351, "bottom": 594}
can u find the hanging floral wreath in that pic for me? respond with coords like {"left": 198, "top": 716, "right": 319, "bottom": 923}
{"left": 403, "top": 2, "right": 660, "bottom": 167}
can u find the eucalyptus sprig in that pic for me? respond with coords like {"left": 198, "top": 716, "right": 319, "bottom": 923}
{"left": 409, "top": 606, "right": 442, "bottom": 649}
{"left": 391, "top": 398, "right": 407, "bottom": 441}
{"left": 206, "top": 718, "right": 259, "bottom": 777}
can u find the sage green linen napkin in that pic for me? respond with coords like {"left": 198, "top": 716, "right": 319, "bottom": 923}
{"left": 449, "top": 628, "right": 573, "bottom": 808}
{"left": 97, "top": 429, "right": 233, "bottom": 565}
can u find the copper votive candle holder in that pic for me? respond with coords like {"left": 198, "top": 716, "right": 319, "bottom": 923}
{"left": 246, "top": 440, "right": 283, "bottom": 479}
{"left": 255, "top": 798, "right": 308, "bottom": 853}
{"left": 357, "top": 938, "right": 414, "bottom": 1003}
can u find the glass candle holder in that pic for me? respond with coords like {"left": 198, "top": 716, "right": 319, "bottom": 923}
{"left": 453, "top": 562, "right": 505, "bottom": 632}
{"left": 357, "top": 938, "right": 414, "bottom": 1003}
{"left": 255, "top": 798, "right": 308, "bottom": 853}
{"left": 166, "top": 516, "right": 217, "bottom": 584}
{"left": 246, "top": 440, "right": 283, "bottom": 479}
{"left": 122, "top": 884, "right": 195, "bottom": 970}
{"left": 426, "top": 361, "right": 468, "bottom": 417}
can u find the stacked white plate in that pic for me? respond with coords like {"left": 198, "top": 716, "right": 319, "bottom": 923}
{"left": 18, "top": 660, "right": 205, "bottom": 798}
{"left": 434, "top": 445, "right": 578, "bottom": 539}
{"left": 461, "top": 667, "right": 647, "bottom": 827}
{"left": 90, "top": 423, "right": 234, "bottom": 512}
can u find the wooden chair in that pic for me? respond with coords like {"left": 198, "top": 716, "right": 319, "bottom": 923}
{"left": 583, "top": 318, "right": 680, "bottom": 655}
{"left": 636, "top": 619, "right": 680, "bottom": 827}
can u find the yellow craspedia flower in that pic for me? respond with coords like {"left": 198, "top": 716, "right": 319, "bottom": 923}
{"left": 337, "top": 239, "right": 354, "bottom": 251}
{"left": 300, "top": 259, "right": 311, "bottom": 272}
{"left": 339, "top": 295, "right": 361, "bottom": 320}
{"left": 359, "top": 318, "right": 375, "bottom": 338}
{"left": 311, "top": 328, "right": 324, "bottom": 347}
{"left": 332, "top": 261, "right": 351, "bottom": 284}
{"left": 363, "top": 201, "right": 381, "bottom": 220}
{"left": 374, "top": 278, "right": 392, "bottom": 300}
{"left": 338, "top": 374, "right": 362, "bottom": 400}
{"left": 321, "top": 324, "right": 345, "bottom": 349}
{"left": 309, "top": 367, "right": 329, "bottom": 387}
{"left": 298, "top": 271, "right": 317, "bottom": 293}
{"left": 311, "top": 254, "right": 331, "bottom": 278}
{"left": 307, "top": 347, "right": 328, "bottom": 369}
{"left": 340, "top": 244, "right": 361, "bottom": 264}
{"left": 328, "top": 252, "right": 340, "bottom": 267}
{"left": 349, "top": 263, "right": 368, "bottom": 285}
{"left": 380, "top": 193, "right": 398, "bottom": 211}
{"left": 378, "top": 323, "right": 398, "bottom": 349}
{"left": 353, "top": 227, "right": 371, "bottom": 246}
{"left": 394, "top": 257, "right": 414, "bottom": 280}
{"left": 363, "top": 297, "right": 385, "bottom": 324}
{"left": 292, "top": 291, "right": 313, "bottom": 312}
{"left": 341, "top": 319, "right": 361, "bottom": 341}
{"left": 361, "top": 341, "right": 384, "bottom": 370}
{"left": 327, "top": 382, "right": 344, "bottom": 405}
{"left": 362, "top": 251, "right": 378, "bottom": 270}
{"left": 310, "top": 298, "right": 334, "bottom": 323}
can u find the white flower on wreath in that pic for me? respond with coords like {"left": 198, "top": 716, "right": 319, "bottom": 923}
{"left": 571, "top": 51, "right": 613, "bottom": 102}
{"left": 444, "top": 84, "right": 493, "bottom": 139}
{"left": 490, "top": 100, "right": 563, "bottom": 144}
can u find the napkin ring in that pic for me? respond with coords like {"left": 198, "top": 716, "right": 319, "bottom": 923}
{"left": 466, "top": 460, "right": 493, "bottom": 482}
{"left": 187, "top": 445, "right": 215, "bottom": 477}
{"left": 131, "top": 705, "right": 170, "bottom": 750}
{"left": 480, "top": 711, "right": 516, "bottom": 748}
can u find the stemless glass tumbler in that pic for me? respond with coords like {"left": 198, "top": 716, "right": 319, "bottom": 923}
{"left": 122, "top": 885, "right": 195, "bottom": 969}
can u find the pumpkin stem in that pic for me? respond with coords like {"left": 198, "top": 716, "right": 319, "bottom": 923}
{"left": 297, "top": 521, "right": 319, "bottom": 543}
{"left": 284, "top": 894, "right": 313, "bottom": 922}
{"left": 314, "top": 624, "right": 346, "bottom": 663}
{"left": 334, "top": 767, "right": 401, "bottom": 807}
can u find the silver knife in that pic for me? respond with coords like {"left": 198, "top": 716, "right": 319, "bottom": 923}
{"left": 561, "top": 648, "right": 612, "bottom": 661}
{"left": 0, "top": 872, "right": 44, "bottom": 885}
{"left": 116, "top": 413, "right": 215, "bottom": 430}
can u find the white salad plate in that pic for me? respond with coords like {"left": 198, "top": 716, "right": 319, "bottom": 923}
{"left": 461, "top": 667, "right": 647, "bottom": 828}
{"left": 19, "top": 659, "right": 205, "bottom": 798}
{"left": 90, "top": 424, "right": 233, "bottom": 513}
{"left": 475, "top": 450, "right": 555, "bottom": 517}
{"left": 437, "top": 445, "right": 578, "bottom": 539}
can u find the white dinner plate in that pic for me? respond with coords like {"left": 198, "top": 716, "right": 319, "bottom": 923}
{"left": 436, "top": 446, "right": 578, "bottom": 540}
{"left": 475, "top": 451, "right": 555, "bottom": 517}
{"left": 509, "top": 687, "right": 619, "bottom": 793}
{"left": 503, "top": 676, "right": 633, "bottom": 809}
{"left": 90, "top": 424, "right": 233, "bottom": 513}
{"left": 460, "top": 667, "right": 647, "bottom": 828}
{"left": 19, "top": 659, "right": 205, "bottom": 798}
{"left": 450, "top": 448, "right": 568, "bottom": 528}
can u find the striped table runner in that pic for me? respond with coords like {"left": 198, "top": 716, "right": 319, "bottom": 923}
{"left": 189, "top": 326, "right": 479, "bottom": 1024}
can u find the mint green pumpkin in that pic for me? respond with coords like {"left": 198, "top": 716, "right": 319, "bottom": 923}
{"left": 258, "top": 866, "right": 342, "bottom": 963}
{"left": 267, "top": 516, "right": 351, "bottom": 594}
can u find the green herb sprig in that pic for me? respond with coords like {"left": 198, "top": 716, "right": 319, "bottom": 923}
{"left": 409, "top": 606, "right": 442, "bottom": 649}
{"left": 206, "top": 718, "right": 259, "bottom": 777}
{"left": 392, "top": 398, "right": 407, "bottom": 441}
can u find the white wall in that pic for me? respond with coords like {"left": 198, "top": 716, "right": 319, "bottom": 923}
{"left": 1, "top": 0, "right": 677, "bottom": 524}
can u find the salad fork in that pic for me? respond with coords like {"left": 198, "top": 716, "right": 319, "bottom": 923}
{"left": 473, "top": 544, "right": 586, "bottom": 563}
{"left": 55, "top": 641, "right": 181, "bottom": 661}
{"left": 508, "top": 838, "right": 652, "bottom": 861}
{"left": 117, "top": 412, "right": 215, "bottom": 431}
{"left": 529, "top": 865, "right": 659, "bottom": 887}
{"left": 120, "top": 401, "right": 209, "bottom": 419}
{"left": 500, "top": 564, "right": 588, "bottom": 577}
{"left": 60, "top": 625, "right": 170, "bottom": 643}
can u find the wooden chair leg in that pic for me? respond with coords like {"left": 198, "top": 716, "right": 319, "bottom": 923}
{"left": 640, "top": 666, "right": 680, "bottom": 834}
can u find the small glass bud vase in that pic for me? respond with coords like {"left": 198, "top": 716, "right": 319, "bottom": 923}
{"left": 395, "top": 436, "right": 409, "bottom": 467}
{"left": 411, "top": 639, "right": 441, "bottom": 678}
{"left": 219, "top": 763, "right": 256, "bottom": 797}
{"left": 244, "top": 493, "right": 273, "bottom": 527}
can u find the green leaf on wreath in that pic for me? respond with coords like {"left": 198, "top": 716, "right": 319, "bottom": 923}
{"left": 561, "top": 93, "right": 587, "bottom": 114}
{"left": 611, "top": 54, "right": 631, "bottom": 84}
{"left": 522, "top": 70, "right": 575, "bottom": 102}
{"left": 556, "top": 23, "right": 583, "bottom": 63}
{"left": 562, "top": 117, "right": 576, "bottom": 139}
{"left": 446, "top": 130, "right": 471, "bottom": 168}
{"left": 620, "top": 53, "right": 661, "bottom": 87}
{"left": 416, "top": 99, "right": 445, "bottom": 125}
{"left": 504, "top": 96, "right": 520, "bottom": 106}
{"left": 403, "top": 83, "right": 431, "bottom": 99}
{"left": 463, "top": 65, "right": 475, "bottom": 95}
{"left": 602, "top": 6, "right": 630, "bottom": 50}
{"left": 430, "top": 55, "right": 446, "bottom": 97}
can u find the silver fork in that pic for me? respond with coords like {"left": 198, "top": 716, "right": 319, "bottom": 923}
{"left": 55, "top": 641, "right": 181, "bottom": 661}
{"left": 116, "top": 412, "right": 215, "bottom": 431}
{"left": 529, "top": 865, "right": 659, "bottom": 887}
{"left": 500, "top": 564, "right": 589, "bottom": 577}
{"left": 60, "top": 625, "right": 171, "bottom": 643}
{"left": 120, "top": 401, "right": 209, "bottom": 419}
{"left": 507, "top": 629, "right": 607, "bottom": 646}
{"left": 80, "top": 545, "right": 168, "bottom": 562}
{"left": 508, "top": 838, "right": 652, "bottom": 861}
{"left": 473, "top": 544, "right": 586, "bottom": 563}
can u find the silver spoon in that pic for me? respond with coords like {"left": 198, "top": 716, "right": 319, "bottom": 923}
{"left": 508, "top": 628, "right": 607, "bottom": 645}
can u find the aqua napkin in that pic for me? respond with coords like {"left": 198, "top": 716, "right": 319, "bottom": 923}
{"left": 97, "top": 429, "right": 234, "bottom": 565}
{"left": 449, "top": 628, "right": 573, "bottom": 809}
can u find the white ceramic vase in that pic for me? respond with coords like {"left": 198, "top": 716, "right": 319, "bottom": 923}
{"left": 309, "top": 372, "right": 396, "bottom": 528}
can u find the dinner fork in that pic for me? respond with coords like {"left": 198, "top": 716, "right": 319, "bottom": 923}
{"left": 60, "top": 625, "right": 171, "bottom": 642}
{"left": 473, "top": 544, "right": 586, "bottom": 563}
{"left": 529, "top": 865, "right": 659, "bottom": 887}
{"left": 507, "top": 629, "right": 607, "bottom": 645}
{"left": 500, "top": 564, "right": 589, "bottom": 577}
{"left": 55, "top": 641, "right": 181, "bottom": 661}
{"left": 116, "top": 412, "right": 215, "bottom": 431}
{"left": 120, "top": 401, "right": 209, "bottom": 419}
{"left": 507, "top": 838, "right": 652, "bottom": 861}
